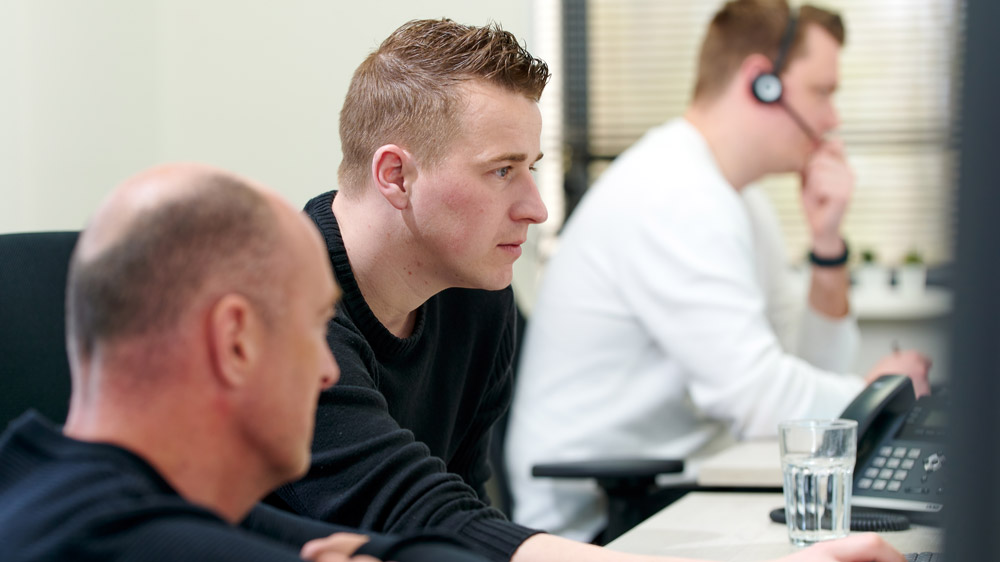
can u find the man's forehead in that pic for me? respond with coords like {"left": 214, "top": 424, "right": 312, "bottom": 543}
{"left": 794, "top": 25, "right": 841, "bottom": 66}
{"left": 451, "top": 87, "right": 542, "bottom": 159}
{"left": 785, "top": 32, "right": 840, "bottom": 87}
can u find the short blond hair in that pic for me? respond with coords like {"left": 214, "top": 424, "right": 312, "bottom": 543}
{"left": 693, "top": 0, "right": 845, "bottom": 102}
{"left": 337, "top": 19, "right": 551, "bottom": 193}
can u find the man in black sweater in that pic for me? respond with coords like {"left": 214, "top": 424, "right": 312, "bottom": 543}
{"left": 272, "top": 17, "right": 908, "bottom": 562}
{"left": 0, "top": 163, "right": 488, "bottom": 562}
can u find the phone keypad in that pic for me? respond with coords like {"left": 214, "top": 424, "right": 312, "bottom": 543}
{"left": 855, "top": 444, "right": 945, "bottom": 499}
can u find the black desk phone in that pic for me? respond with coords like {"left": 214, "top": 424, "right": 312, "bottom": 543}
{"left": 840, "top": 374, "right": 948, "bottom": 525}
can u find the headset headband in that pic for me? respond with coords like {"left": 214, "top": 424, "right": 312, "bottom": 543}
{"left": 772, "top": 10, "right": 799, "bottom": 76}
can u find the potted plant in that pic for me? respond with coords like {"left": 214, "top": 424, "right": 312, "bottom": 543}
{"left": 897, "top": 248, "right": 927, "bottom": 295}
{"left": 861, "top": 248, "right": 876, "bottom": 265}
{"left": 855, "top": 247, "right": 890, "bottom": 293}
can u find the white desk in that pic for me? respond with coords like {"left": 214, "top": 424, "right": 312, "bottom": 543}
{"left": 606, "top": 492, "right": 942, "bottom": 561}
{"left": 696, "top": 440, "right": 782, "bottom": 488}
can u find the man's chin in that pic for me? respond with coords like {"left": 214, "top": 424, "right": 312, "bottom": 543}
{"left": 457, "top": 268, "right": 513, "bottom": 291}
{"left": 484, "top": 271, "right": 514, "bottom": 291}
{"left": 282, "top": 451, "right": 313, "bottom": 484}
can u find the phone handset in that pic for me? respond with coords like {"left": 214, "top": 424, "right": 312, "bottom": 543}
{"left": 840, "top": 374, "right": 945, "bottom": 525}
{"left": 840, "top": 374, "right": 915, "bottom": 440}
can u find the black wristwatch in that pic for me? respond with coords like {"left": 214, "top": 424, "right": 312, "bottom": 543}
{"left": 808, "top": 239, "right": 850, "bottom": 267}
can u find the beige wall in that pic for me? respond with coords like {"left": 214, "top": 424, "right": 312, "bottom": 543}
{"left": 0, "top": 0, "right": 535, "bottom": 233}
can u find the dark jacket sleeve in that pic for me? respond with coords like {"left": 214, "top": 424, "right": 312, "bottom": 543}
{"left": 270, "top": 313, "right": 539, "bottom": 562}
{"left": 241, "top": 503, "right": 492, "bottom": 562}
{"left": 99, "top": 506, "right": 488, "bottom": 562}
{"left": 241, "top": 503, "right": 361, "bottom": 547}
{"left": 355, "top": 532, "right": 494, "bottom": 562}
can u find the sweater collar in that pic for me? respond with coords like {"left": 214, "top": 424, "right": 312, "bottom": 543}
{"left": 303, "top": 191, "right": 425, "bottom": 357}
{"left": 2, "top": 411, "right": 179, "bottom": 497}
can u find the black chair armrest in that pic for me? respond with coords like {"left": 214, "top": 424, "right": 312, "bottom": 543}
{"left": 532, "top": 458, "right": 684, "bottom": 497}
{"left": 532, "top": 458, "right": 683, "bottom": 484}
{"left": 531, "top": 458, "right": 686, "bottom": 542}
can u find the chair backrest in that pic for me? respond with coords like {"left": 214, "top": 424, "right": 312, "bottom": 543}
{"left": 0, "top": 231, "right": 79, "bottom": 430}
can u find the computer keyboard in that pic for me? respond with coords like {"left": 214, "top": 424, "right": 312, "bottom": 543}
{"left": 904, "top": 552, "right": 943, "bottom": 562}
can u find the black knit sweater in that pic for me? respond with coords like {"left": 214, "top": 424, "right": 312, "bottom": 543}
{"left": 0, "top": 412, "right": 487, "bottom": 562}
{"left": 269, "top": 191, "right": 538, "bottom": 562}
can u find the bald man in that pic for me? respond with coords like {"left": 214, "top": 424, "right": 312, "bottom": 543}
{"left": 0, "top": 164, "right": 487, "bottom": 562}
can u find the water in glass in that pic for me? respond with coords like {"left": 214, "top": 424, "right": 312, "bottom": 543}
{"left": 782, "top": 454, "right": 854, "bottom": 546}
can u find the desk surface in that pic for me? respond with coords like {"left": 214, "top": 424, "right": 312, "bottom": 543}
{"left": 851, "top": 286, "right": 952, "bottom": 321}
{"left": 606, "top": 492, "right": 942, "bottom": 561}
{"left": 697, "top": 440, "right": 782, "bottom": 488}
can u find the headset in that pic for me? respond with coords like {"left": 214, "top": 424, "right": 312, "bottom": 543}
{"left": 751, "top": 8, "right": 820, "bottom": 141}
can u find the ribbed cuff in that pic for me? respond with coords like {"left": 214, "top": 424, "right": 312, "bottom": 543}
{"left": 457, "top": 517, "right": 543, "bottom": 562}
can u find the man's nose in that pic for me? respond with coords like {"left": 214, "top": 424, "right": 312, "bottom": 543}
{"left": 514, "top": 175, "right": 548, "bottom": 224}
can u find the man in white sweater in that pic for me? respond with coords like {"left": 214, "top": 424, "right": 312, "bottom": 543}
{"left": 505, "top": 0, "right": 931, "bottom": 542}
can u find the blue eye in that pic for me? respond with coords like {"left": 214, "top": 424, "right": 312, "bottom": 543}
{"left": 495, "top": 167, "right": 511, "bottom": 179}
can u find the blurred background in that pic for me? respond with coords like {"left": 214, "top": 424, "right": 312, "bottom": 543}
{"left": 1, "top": 0, "right": 963, "bottom": 375}
{"left": 0, "top": 0, "right": 540, "bottom": 232}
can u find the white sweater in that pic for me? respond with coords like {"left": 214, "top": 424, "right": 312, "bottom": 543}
{"left": 505, "top": 119, "right": 865, "bottom": 541}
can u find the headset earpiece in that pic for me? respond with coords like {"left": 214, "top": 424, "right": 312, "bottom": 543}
{"left": 752, "top": 72, "right": 783, "bottom": 104}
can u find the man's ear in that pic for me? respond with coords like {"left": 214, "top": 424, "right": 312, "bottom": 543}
{"left": 371, "top": 144, "right": 413, "bottom": 210}
{"left": 740, "top": 53, "right": 776, "bottom": 99}
{"left": 207, "top": 293, "right": 260, "bottom": 389}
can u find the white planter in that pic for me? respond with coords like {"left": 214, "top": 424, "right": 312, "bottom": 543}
{"left": 896, "top": 265, "right": 927, "bottom": 295}
{"left": 855, "top": 265, "right": 891, "bottom": 294}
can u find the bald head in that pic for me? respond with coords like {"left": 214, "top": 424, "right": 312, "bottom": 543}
{"left": 66, "top": 163, "right": 294, "bottom": 360}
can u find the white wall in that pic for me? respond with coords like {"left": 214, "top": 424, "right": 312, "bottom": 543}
{"left": 1, "top": 1, "right": 160, "bottom": 233}
{"left": 1, "top": 0, "right": 535, "bottom": 234}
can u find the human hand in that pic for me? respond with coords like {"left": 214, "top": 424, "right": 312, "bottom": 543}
{"left": 774, "top": 533, "right": 905, "bottom": 562}
{"left": 864, "top": 350, "right": 933, "bottom": 398}
{"left": 300, "top": 532, "right": 385, "bottom": 562}
{"left": 801, "top": 139, "right": 854, "bottom": 255}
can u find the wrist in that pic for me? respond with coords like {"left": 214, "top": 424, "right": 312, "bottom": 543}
{"left": 809, "top": 238, "right": 850, "bottom": 268}
{"left": 811, "top": 236, "right": 845, "bottom": 258}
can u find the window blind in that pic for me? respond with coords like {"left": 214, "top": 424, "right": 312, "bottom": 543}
{"left": 565, "top": 0, "right": 963, "bottom": 266}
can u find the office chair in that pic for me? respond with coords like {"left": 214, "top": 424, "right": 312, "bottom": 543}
{"left": 0, "top": 231, "right": 79, "bottom": 430}
{"left": 489, "top": 302, "right": 686, "bottom": 544}
{"left": 531, "top": 458, "right": 686, "bottom": 544}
